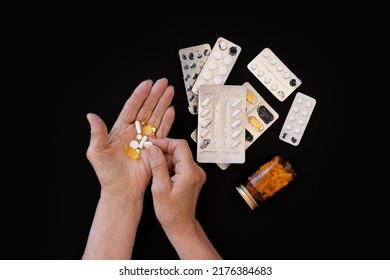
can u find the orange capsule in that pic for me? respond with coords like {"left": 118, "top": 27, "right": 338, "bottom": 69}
{"left": 141, "top": 120, "right": 154, "bottom": 136}
{"left": 124, "top": 146, "right": 140, "bottom": 160}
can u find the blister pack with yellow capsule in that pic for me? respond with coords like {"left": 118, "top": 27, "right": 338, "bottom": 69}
{"left": 243, "top": 82, "right": 279, "bottom": 149}
{"left": 191, "top": 82, "right": 279, "bottom": 170}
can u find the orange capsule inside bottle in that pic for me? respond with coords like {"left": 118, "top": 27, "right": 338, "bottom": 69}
{"left": 236, "top": 154, "right": 297, "bottom": 210}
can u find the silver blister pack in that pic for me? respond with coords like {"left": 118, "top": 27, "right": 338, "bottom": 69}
{"left": 178, "top": 44, "right": 211, "bottom": 114}
{"left": 196, "top": 85, "right": 246, "bottom": 164}
{"left": 191, "top": 82, "right": 279, "bottom": 170}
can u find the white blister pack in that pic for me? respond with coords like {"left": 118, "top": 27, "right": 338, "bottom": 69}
{"left": 279, "top": 92, "right": 316, "bottom": 146}
{"left": 178, "top": 44, "right": 211, "bottom": 114}
{"left": 247, "top": 47, "right": 302, "bottom": 102}
{"left": 192, "top": 37, "right": 241, "bottom": 95}
{"left": 196, "top": 85, "right": 246, "bottom": 164}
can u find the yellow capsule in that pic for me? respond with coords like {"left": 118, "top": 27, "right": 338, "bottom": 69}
{"left": 141, "top": 120, "right": 154, "bottom": 135}
{"left": 124, "top": 146, "right": 140, "bottom": 160}
{"left": 248, "top": 116, "right": 264, "bottom": 132}
{"left": 246, "top": 89, "right": 257, "bottom": 104}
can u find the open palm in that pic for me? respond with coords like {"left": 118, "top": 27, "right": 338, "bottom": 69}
{"left": 86, "top": 78, "right": 175, "bottom": 199}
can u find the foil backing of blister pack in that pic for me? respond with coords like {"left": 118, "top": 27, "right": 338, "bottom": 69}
{"left": 197, "top": 85, "right": 246, "bottom": 164}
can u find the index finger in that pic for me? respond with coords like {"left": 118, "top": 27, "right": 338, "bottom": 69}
{"left": 151, "top": 138, "right": 194, "bottom": 164}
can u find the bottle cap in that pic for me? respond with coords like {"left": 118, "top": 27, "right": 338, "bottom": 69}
{"left": 236, "top": 184, "right": 258, "bottom": 210}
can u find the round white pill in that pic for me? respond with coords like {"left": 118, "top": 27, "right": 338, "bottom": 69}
{"left": 218, "top": 66, "right": 228, "bottom": 75}
{"left": 271, "top": 84, "right": 278, "bottom": 91}
{"left": 293, "top": 107, "right": 299, "bottom": 113}
{"left": 283, "top": 72, "right": 290, "bottom": 79}
{"left": 297, "top": 98, "right": 303, "bottom": 104}
{"left": 286, "top": 124, "right": 292, "bottom": 130}
{"left": 207, "top": 60, "right": 217, "bottom": 70}
{"left": 306, "top": 102, "right": 312, "bottom": 107}
{"left": 270, "top": 58, "right": 277, "bottom": 65}
{"left": 213, "top": 76, "right": 222, "bottom": 85}
{"left": 250, "top": 63, "right": 258, "bottom": 70}
{"left": 263, "top": 51, "right": 270, "bottom": 58}
{"left": 298, "top": 119, "right": 305, "bottom": 125}
{"left": 302, "top": 110, "right": 308, "bottom": 116}
{"left": 264, "top": 77, "right": 271, "bottom": 84}
{"left": 130, "top": 140, "right": 139, "bottom": 149}
{"left": 223, "top": 56, "right": 233, "bottom": 65}
{"left": 213, "top": 51, "right": 222, "bottom": 60}
{"left": 257, "top": 70, "right": 265, "bottom": 77}
{"left": 202, "top": 71, "right": 211, "bottom": 80}
{"left": 289, "top": 115, "right": 296, "bottom": 122}
{"left": 144, "top": 141, "right": 153, "bottom": 148}
{"left": 295, "top": 128, "right": 301, "bottom": 134}
{"left": 276, "top": 65, "right": 283, "bottom": 72}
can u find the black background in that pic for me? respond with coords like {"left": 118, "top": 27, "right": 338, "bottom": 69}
{"left": 28, "top": 15, "right": 387, "bottom": 260}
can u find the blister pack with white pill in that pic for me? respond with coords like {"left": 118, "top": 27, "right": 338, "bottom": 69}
{"left": 191, "top": 82, "right": 279, "bottom": 170}
{"left": 191, "top": 37, "right": 241, "bottom": 95}
{"left": 279, "top": 92, "right": 316, "bottom": 146}
{"left": 247, "top": 47, "right": 302, "bottom": 102}
{"left": 178, "top": 44, "right": 211, "bottom": 114}
{"left": 197, "top": 85, "right": 246, "bottom": 164}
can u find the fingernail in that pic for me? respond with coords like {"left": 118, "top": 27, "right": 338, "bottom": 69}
{"left": 144, "top": 79, "right": 153, "bottom": 85}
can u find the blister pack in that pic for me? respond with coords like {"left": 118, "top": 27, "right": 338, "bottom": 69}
{"left": 211, "top": 82, "right": 279, "bottom": 170}
{"left": 192, "top": 37, "right": 241, "bottom": 95}
{"left": 243, "top": 82, "right": 279, "bottom": 148}
{"left": 196, "top": 85, "right": 246, "bottom": 164}
{"left": 192, "top": 83, "right": 279, "bottom": 169}
{"left": 178, "top": 44, "right": 211, "bottom": 114}
{"left": 247, "top": 47, "right": 302, "bottom": 102}
{"left": 279, "top": 92, "right": 316, "bottom": 146}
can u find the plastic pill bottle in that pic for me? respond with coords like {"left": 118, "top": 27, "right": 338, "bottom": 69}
{"left": 236, "top": 154, "right": 297, "bottom": 210}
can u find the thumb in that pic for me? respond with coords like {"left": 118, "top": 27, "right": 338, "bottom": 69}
{"left": 148, "top": 145, "right": 172, "bottom": 195}
{"left": 86, "top": 113, "right": 109, "bottom": 151}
